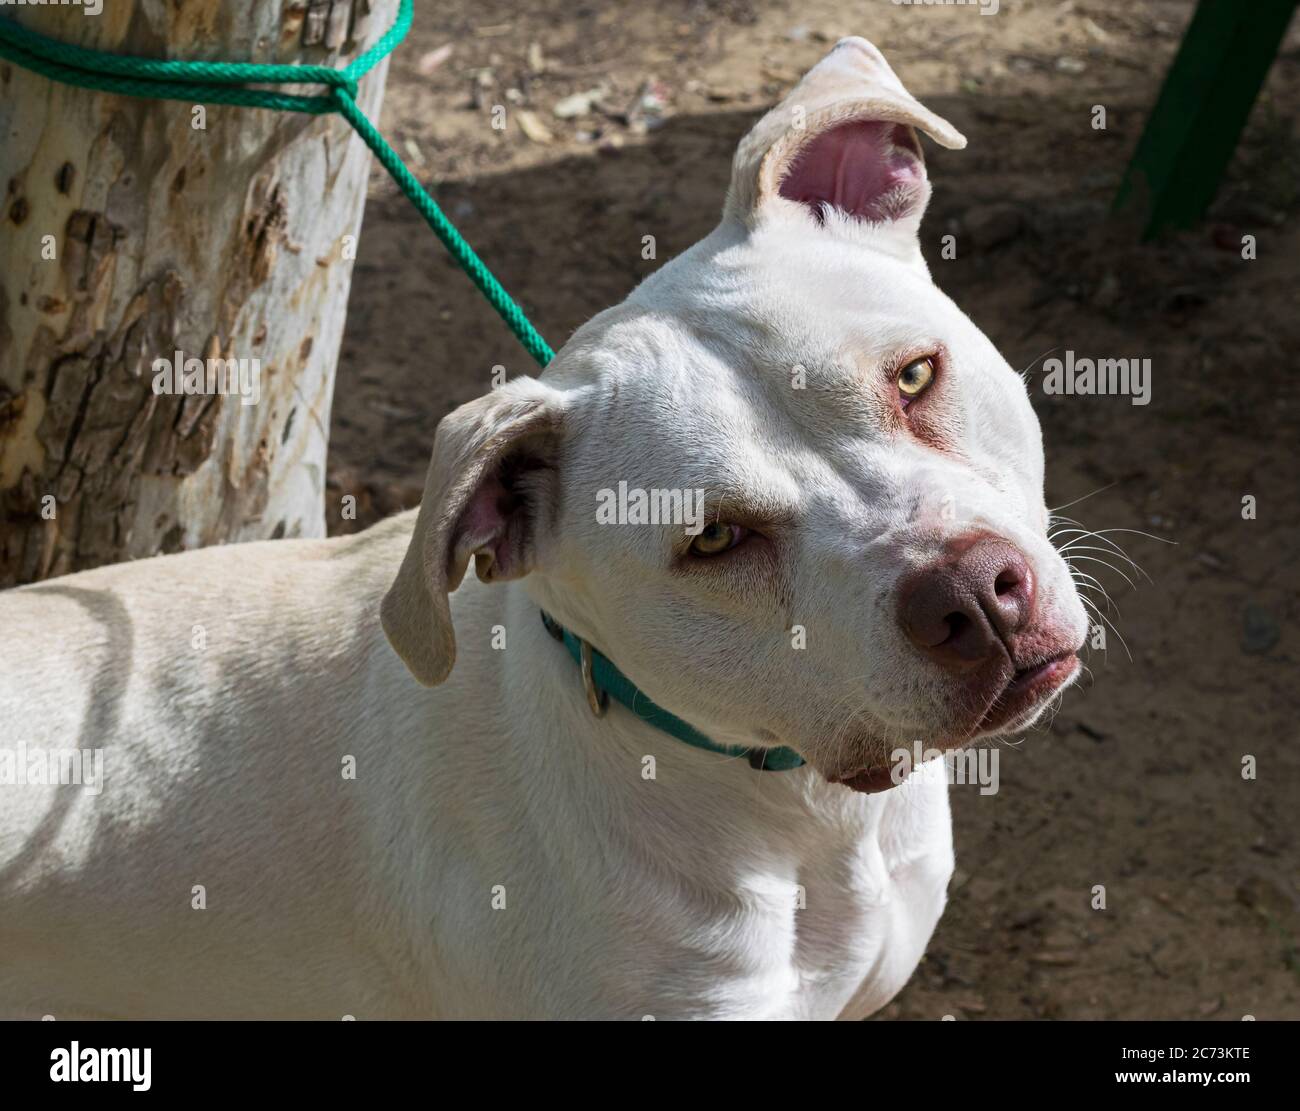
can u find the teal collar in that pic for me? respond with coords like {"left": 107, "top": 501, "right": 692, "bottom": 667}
{"left": 540, "top": 611, "right": 806, "bottom": 772}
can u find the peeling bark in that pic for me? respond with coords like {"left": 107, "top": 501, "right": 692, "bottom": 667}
{"left": 0, "top": 0, "right": 397, "bottom": 585}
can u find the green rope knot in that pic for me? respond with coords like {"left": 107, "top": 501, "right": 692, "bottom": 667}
{"left": 0, "top": 0, "right": 554, "bottom": 368}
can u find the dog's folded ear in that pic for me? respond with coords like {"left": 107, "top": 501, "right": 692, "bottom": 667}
{"left": 726, "top": 36, "right": 966, "bottom": 238}
{"left": 381, "top": 378, "right": 565, "bottom": 686}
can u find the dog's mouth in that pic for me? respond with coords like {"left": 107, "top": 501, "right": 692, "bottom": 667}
{"left": 831, "top": 650, "right": 1080, "bottom": 795}
{"left": 973, "top": 650, "right": 1080, "bottom": 735}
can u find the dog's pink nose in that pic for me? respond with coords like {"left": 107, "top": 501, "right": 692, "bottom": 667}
{"left": 900, "top": 537, "right": 1035, "bottom": 669}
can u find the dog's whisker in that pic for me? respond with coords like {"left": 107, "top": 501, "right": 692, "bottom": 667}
{"left": 1063, "top": 553, "right": 1137, "bottom": 591}
{"left": 1046, "top": 482, "right": 1119, "bottom": 515}
{"left": 1083, "top": 525, "right": 1177, "bottom": 546}
{"left": 1079, "top": 592, "right": 1123, "bottom": 627}
{"left": 1017, "top": 344, "right": 1062, "bottom": 386}
{"left": 1058, "top": 543, "right": 1148, "bottom": 584}
{"left": 1071, "top": 576, "right": 1123, "bottom": 619}
{"left": 1067, "top": 560, "right": 1128, "bottom": 599}
{"left": 1070, "top": 571, "right": 1114, "bottom": 603}
{"left": 1050, "top": 521, "right": 1153, "bottom": 582}
{"left": 1039, "top": 687, "right": 1070, "bottom": 733}
{"left": 1054, "top": 531, "right": 1152, "bottom": 581}
{"left": 1079, "top": 600, "right": 1132, "bottom": 662}
{"left": 1077, "top": 587, "right": 1122, "bottom": 629}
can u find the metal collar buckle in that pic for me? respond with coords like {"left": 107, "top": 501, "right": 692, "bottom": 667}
{"left": 579, "top": 640, "right": 609, "bottom": 717}
{"left": 541, "top": 610, "right": 607, "bottom": 717}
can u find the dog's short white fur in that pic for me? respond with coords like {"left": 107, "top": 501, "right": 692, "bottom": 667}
{"left": 0, "top": 40, "right": 1087, "bottom": 1019}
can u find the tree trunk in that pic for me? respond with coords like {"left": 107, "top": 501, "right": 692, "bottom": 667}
{"left": 0, "top": 0, "right": 397, "bottom": 586}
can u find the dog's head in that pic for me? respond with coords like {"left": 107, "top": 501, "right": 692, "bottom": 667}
{"left": 383, "top": 38, "right": 1089, "bottom": 791}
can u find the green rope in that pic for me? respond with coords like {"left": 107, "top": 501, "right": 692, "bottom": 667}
{"left": 0, "top": 0, "right": 555, "bottom": 367}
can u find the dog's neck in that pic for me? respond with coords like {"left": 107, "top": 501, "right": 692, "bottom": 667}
{"left": 471, "top": 580, "right": 905, "bottom": 839}
{"left": 536, "top": 609, "right": 805, "bottom": 772}
{"left": 520, "top": 572, "right": 785, "bottom": 758}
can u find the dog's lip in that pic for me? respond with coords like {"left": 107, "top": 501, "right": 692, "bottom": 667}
{"left": 972, "top": 650, "right": 1080, "bottom": 735}
{"left": 833, "top": 764, "right": 906, "bottom": 794}
{"left": 828, "top": 650, "right": 1080, "bottom": 793}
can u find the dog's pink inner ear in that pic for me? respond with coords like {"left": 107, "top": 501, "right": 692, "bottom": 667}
{"left": 453, "top": 471, "right": 528, "bottom": 581}
{"left": 777, "top": 119, "right": 925, "bottom": 224}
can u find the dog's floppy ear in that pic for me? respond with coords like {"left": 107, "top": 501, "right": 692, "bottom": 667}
{"left": 382, "top": 377, "right": 564, "bottom": 686}
{"left": 726, "top": 37, "right": 965, "bottom": 236}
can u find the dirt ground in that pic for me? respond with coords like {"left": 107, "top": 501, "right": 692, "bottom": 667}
{"left": 327, "top": 0, "right": 1300, "bottom": 1019}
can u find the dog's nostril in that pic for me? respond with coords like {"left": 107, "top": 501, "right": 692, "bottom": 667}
{"left": 994, "top": 569, "right": 1021, "bottom": 596}
{"left": 943, "top": 611, "right": 970, "bottom": 644}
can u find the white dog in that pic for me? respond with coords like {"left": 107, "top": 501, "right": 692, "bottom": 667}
{"left": 0, "top": 39, "right": 1087, "bottom": 1019}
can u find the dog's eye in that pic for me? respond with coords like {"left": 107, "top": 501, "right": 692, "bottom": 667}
{"left": 897, "top": 356, "right": 935, "bottom": 401}
{"left": 690, "top": 523, "right": 745, "bottom": 557}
